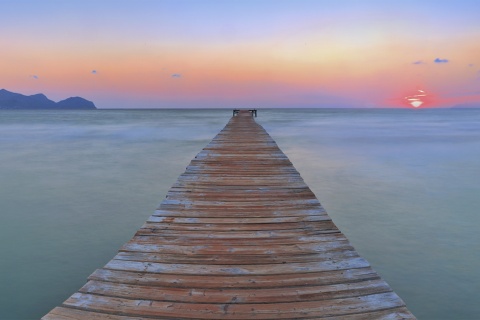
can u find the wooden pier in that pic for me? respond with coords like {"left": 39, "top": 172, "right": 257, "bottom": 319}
{"left": 43, "top": 110, "right": 415, "bottom": 319}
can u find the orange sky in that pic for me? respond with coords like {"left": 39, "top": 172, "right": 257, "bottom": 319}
{"left": 1, "top": 1, "right": 480, "bottom": 108}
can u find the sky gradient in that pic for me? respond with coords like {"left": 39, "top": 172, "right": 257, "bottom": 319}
{"left": 1, "top": 0, "right": 480, "bottom": 108}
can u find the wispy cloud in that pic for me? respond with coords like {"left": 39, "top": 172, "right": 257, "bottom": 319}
{"left": 31, "top": 75, "right": 39, "bottom": 79}
{"left": 468, "top": 64, "right": 474, "bottom": 67}
{"left": 412, "top": 60, "right": 425, "bottom": 65}
{"left": 91, "top": 70, "right": 98, "bottom": 74}
{"left": 171, "top": 73, "right": 182, "bottom": 78}
{"left": 434, "top": 58, "right": 449, "bottom": 63}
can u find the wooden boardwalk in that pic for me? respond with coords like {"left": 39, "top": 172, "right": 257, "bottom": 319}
{"left": 44, "top": 110, "right": 415, "bottom": 319}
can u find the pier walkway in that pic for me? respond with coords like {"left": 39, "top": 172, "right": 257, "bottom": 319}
{"left": 44, "top": 110, "right": 415, "bottom": 319}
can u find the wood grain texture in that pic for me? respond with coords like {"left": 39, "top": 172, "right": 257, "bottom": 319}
{"left": 43, "top": 110, "right": 415, "bottom": 319}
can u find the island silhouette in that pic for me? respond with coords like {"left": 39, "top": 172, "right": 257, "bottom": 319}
{"left": 0, "top": 89, "right": 96, "bottom": 109}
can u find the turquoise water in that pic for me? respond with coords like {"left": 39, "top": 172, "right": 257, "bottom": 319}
{"left": 0, "top": 109, "right": 479, "bottom": 319}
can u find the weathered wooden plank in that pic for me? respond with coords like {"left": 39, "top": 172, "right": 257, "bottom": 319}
{"left": 79, "top": 278, "right": 392, "bottom": 304}
{"left": 112, "top": 250, "right": 359, "bottom": 265}
{"left": 132, "top": 220, "right": 338, "bottom": 232}
{"left": 103, "top": 256, "right": 370, "bottom": 275}
{"left": 176, "top": 173, "right": 303, "bottom": 181}
{"left": 152, "top": 207, "right": 328, "bottom": 218}
{"left": 88, "top": 267, "right": 381, "bottom": 289}
{"left": 171, "top": 183, "right": 310, "bottom": 190}
{"left": 165, "top": 193, "right": 318, "bottom": 201}
{"left": 61, "top": 292, "right": 406, "bottom": 319}
{"left": 310, "top": 307, "right": 416, "bottom": 320}
{"left": 158, "top": 198, "right": 322, "bottom": 207}
{"left": 43, "top": 307, "right": 144, "bottom": 320}
{"left": 138, "top": 228, "right": 340, "bottom": 237}
{"left": 147, "top": 215, "right": 331, "bottom": 224}
{"left": 126, "top": 233, "right": 348, "bottom": 245}
{"left": 166, "top": 188, "right": 317, "bottom": 196}
{"left": 120, "top": 238, "right": 353, "bottom": 255}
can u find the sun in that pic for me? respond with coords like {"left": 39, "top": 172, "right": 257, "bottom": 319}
{"left": 405, "top": 89, "right": 427, "bottom": 108}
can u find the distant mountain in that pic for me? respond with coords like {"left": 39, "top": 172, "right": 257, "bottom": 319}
{"left": 0, "top": 89, "right": 96, "bottom": 109}
{"left": 56, "top": 97, "right": 96, "bottom": 109}
{"left": 451, "top": 102, "right": 480, "bottom": 109}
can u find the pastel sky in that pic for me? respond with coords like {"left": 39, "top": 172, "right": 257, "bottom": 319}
{"left": 1, "top": 0, "right": 480, "bottom": 108}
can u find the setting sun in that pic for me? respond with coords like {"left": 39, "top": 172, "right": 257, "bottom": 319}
{"left": 403, "top": 89, "right": 438, "bottom": 109}
{"left": 405, "top": 89, "right": 429, "bottom": 108}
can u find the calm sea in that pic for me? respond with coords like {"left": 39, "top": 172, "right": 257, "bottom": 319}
{"left": 0, "top": 109, "right": 479, "bottom": 319}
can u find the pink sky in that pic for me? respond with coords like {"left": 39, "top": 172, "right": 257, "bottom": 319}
{"left": 1, "top": 0, "right": 480, "bottom": 108}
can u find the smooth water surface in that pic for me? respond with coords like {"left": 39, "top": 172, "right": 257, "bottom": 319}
{"left": 258, "top": 109, "right": 480, "bottom": 320}
{"left": 0, "top": 109, "right": 479, "bottom": 319}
